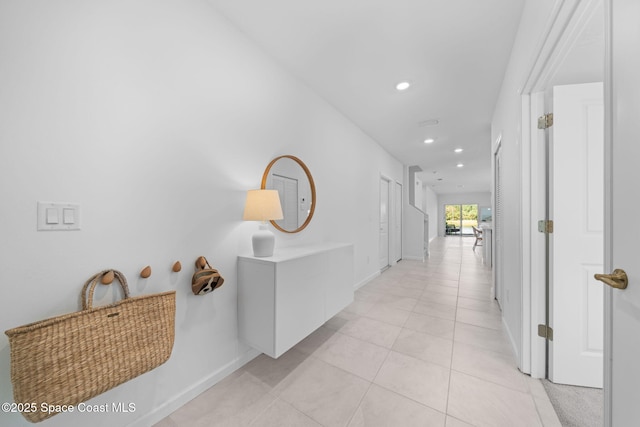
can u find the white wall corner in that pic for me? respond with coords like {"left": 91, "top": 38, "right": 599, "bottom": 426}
{"left": 354, "top": 270, "right": 381, "bottom": 291}
{"left": 128, "top": 348, "right": 261, "bottom": 427}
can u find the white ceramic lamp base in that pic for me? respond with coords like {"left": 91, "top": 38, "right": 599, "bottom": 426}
{"left": 252, "top": 223, "right": 275, "bottom": 257}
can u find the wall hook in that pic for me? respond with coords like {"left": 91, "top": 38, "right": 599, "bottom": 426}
{"left": 140, "top": 265, "right": 152, "bottom": 279}
{"left": 101, "top": 270, "right": 115, "bottom": 285}
{"left": 172, "top": 261, "right": 182, "bottom": 272}
{"left": 195, "top": 256, "right": 207, "bottom": 269}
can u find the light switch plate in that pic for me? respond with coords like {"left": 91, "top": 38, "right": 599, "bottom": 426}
{"left": 37, "top": 202, "right": 81, "bottom": 231}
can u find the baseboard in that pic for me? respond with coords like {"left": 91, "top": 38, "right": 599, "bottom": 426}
{"left": 128, "top": 347, "right": 261, "bottom": 427}
{"left": 353, "top": 271, "right": 380, "bottom": 290}
{"left": 502, "top": 315, "right": 520, "bottom": 362}
{"left": 402, "top": 255, "right": 425, "bottom": 261}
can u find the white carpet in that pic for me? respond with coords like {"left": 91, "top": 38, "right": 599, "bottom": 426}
{"left": 542, "top": 380, "right": 603, "bottom": 427}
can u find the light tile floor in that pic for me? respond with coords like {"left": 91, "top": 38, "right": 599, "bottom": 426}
{"left": 155, "top": 237, "right": 561, "bottom": 427}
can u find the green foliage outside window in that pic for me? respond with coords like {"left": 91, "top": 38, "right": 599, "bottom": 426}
{"left": 445, "top": 204, "right": 478, "bottom": 227}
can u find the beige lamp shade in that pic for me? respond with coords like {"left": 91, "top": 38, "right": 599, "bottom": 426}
{"left": 243, "top": 189, "right": 284, "bottom": 222}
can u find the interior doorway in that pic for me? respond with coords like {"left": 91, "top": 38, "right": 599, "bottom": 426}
{"left": 518, "top": 0, "right": 605, "bottom": 398}
{"left": 445, "top": 204, "right": 478, "bottom": 236}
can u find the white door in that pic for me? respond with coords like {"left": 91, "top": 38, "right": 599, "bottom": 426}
{"left": 548, "top": 83, "right": 604, "bottom": 387}
{"left": 394, "top": 182, "right": 402, "bottom": 262}
{"left": 379, "top": 178, "right": 390, "bottom": 270}
{"left": 603, "top": 2, "right": 640, "bottom": 423}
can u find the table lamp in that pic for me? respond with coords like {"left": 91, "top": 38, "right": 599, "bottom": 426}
{"left": 242, "top": 189, "right": 284, "bottom": 257}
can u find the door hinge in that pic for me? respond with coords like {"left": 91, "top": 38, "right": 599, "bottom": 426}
{"left": 538, "top": 324, "right": 554, "bottom": 341}
{"left": 538, "top": 113, "right": 554, "bottom": 129}
{"left": 538, "top": 219, "right": 554, "bottom": 234}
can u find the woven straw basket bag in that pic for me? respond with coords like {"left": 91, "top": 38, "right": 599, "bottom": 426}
{"left": 4, "top": 270, "right": 176, "bottom": 423}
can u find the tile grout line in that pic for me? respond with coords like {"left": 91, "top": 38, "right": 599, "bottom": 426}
{"left": 343, "top": 323, "right": 398, "bottom": 427}
{"left": 333, "top": 264, "right": 427, "bottom": 426}
{"left": 363, "top": 257, "right": 451, "bottom": 423}
{"left": 444, "top": 237, "right": 463, "bottom": 425}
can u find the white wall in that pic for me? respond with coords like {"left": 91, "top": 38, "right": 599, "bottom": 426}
{"left": 490, "top": 0, "right": 556, "bottom": 360}
{"left": 414, "top": 176, "right": 423, "bottom": 211}
{"left": 402, "top": 166, "right": 425, "bottom": 260}
{"left": 424, "top": 185, "right": 438, "bottom": 243}
{"left": 0, "top": 1, "right": 402, "bottom": 426}
{"left": 436, "top": 192, "right": 491, "bottom": 236}
{"left": 403, "top": 205, "right": 425, "bottom": 261}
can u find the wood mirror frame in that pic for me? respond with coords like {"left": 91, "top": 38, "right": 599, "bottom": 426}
{"left": 261, "top": 155, "right": 316, "bottom": 233}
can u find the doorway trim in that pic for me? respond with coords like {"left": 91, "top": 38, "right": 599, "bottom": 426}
{"left": 518, "top": 0, "right": 604, "bottom": 380}
{"left": 602, "top": 1, "right": 612, "bottom": 424}
{"left": 394, "top": 181, "right": 403, "bottom": 263}
{"left": 493, "top": 138, "right": 505, "bottom": 312}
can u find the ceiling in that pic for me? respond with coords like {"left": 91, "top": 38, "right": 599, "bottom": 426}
{"left": 208, "top": 0, "right": 526, "bottom": 194}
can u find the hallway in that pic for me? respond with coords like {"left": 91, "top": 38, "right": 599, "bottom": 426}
{"left": 156, "top": 237, "right": 560, "bottom": 426}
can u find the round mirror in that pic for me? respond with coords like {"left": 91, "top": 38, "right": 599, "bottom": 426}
{"left": 261, "top": 155, "right": 316, "bottom": 233}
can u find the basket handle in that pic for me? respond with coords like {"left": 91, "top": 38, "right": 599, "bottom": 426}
{"left": 81, "top": 270, "right": 131, "bottom": 310}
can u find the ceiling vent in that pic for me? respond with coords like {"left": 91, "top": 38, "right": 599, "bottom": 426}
{"left": 418, "top": 119, "right": 439, "bottom": 127}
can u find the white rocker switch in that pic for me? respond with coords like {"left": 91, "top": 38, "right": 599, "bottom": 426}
{"left": 63, "top": 208, "right": 75, "bottom": 224}
{"left": 46, "top": 208, "right": 59, "bottom": 224}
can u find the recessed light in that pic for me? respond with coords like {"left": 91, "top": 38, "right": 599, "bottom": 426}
{"left": 454, "top": 148, "right": 463, "bottom": 153}
{"left": 396, "top": 81, "right": 411, "bottom": 91}
{"left": 424, "top": 138, "right": 435, "bottom": 144}
{"left": 457, "top": 163, "right": 464, "bottom": 168}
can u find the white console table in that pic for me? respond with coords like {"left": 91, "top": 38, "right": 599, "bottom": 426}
{"left": 237, "top": 243, "right": 354, "bottom": 358}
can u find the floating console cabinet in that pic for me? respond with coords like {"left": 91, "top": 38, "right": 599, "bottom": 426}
{"left": 238, "top": 243, "right": 354, "bottom": 358}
